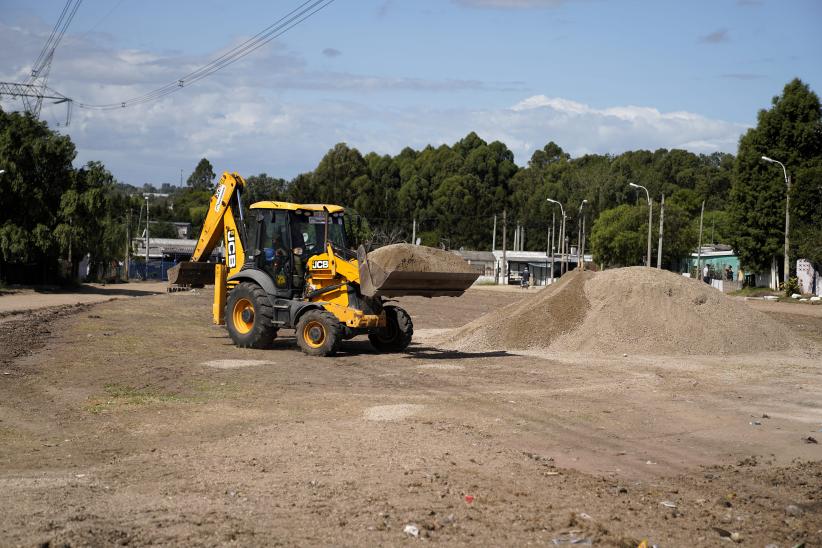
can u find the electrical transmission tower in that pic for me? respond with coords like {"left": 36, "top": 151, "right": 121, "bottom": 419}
{"left": 0, "top": 0, "right": 81, "bottom": 126}
{"left": 0, "top": 82, "right": 73, "bottom": 125}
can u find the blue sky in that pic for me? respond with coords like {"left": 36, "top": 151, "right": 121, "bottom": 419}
{"left": 2, "top": 0, "right": 820, "bottom": 186}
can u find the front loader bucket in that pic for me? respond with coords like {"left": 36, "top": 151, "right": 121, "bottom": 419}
{"left": 167, "top": 262, "right": 216, "bottom": 287}
{"left": 357, "top": 246, "right": 479, "bottom": 298}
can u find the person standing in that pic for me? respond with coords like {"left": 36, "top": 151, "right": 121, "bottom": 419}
{"left": 520, "top": 267, "right": 530, "bottom": 290}
{"left": 702, "top": 263, "right": 710, "bottom": 284}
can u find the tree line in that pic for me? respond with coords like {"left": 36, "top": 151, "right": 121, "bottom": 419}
{"left": 1, "top": 78, "right": 819, "bottom": 283}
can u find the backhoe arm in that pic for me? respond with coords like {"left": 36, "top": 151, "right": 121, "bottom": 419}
{"left": 191, "top": 172, "right": 247, "bottom": 262}
{"left": 167, "top": 172, "right": 248, "bottom": 287}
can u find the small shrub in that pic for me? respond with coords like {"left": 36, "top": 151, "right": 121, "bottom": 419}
{"left": 783, "top": 276, "right": 800, "bottom": 297}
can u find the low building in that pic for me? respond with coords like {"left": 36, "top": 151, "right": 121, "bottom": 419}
{"left": 467, "top": 249, "right": 593, "bottom": 285}
{"left": 131, "top": 238, "right": 222, "bottom": 280}
{"left": 452, "top": 250, "right": 496, "bottom": 278}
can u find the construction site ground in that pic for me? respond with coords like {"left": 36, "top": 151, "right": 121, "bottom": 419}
{"left": 1, "top": 286, "right": 820, "bottom": 546}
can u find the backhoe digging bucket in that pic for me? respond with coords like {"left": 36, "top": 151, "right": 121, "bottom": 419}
{"left": 167, "top": 262, "right": 216, "bottom": 287}
{"left": 357, "top": 246, "right": 479, "bottom": 298}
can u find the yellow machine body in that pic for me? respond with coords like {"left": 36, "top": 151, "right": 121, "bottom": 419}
{"left": 170, "top": 170, "right": 474, "bottom": 356}
{"left": 302, "top": 244, "right": 385, "bottom": 329}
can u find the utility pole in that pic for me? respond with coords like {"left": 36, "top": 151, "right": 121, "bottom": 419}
{"left": 696, "top": 200, "right": 705, "bottom": 279}
{"left": 550, "top": 210, "right": 555, "bottom": 284}
{"left": 125, "top": 208, "right": 131, "bottom": 280}
{"left": 145, "top": 195, "right": 150, "bottom": 280}
{"left": 548, "top": 199, "right": 566, "bottom": 276}
{"left": 560, "top": 213, "right": 566, "bottom": 275}
{"left": 785, "top": 173, "right": 791, "bottom": 284}
{"left": 560, "top": 217, "right": 565, "bottom": 275}
{"left": 657, "top": 194, "right": 665, "bottom": 269}
{"left": 761, "top": 156, "right": 791, "bottom": 287}
{"left": 411, "top": 218, "right": 416, "bottom": 245}
{"left": 629, "top": 183, "right": 652, "bottom": 266}
{"left": 522, "top": 225, "right": 526, "bottom": 251}
{"left": 502, "top": 209, "right": 507, "bottom": 285}
{"left": 492, "top": 214, "right": 496, "bottom": 252}
{"left": 647, "top": 199, "right": 653, "bottom": 267}
{"left": 577, "top": 200, "right": 587, "bottom": 270}
{"left": 581, "top": 213, "right": 587, "bottom": 271}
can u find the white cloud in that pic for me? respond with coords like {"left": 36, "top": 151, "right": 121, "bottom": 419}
{"left": 500, "top": 95, "right": 746, "bottom": 155}
{"left": 0, "top": 22, "right": 746, "bottom": 186}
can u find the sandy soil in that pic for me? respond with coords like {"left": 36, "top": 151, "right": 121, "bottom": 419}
{"left": 0, "top": 282, "right": 168, "bottom": 316}
{"left": 368, "top": 244, "right": 473, "bottom": 273}
{"left": 0, "top": 287, "right": 820, "bottom": 546}
{"left": 449, "top": 269, "right": 805, "bottom": 356}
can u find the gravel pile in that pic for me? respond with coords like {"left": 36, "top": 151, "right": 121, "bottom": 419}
{"left": 446, "top": 267, "right": 798, "bottom": 356}
{"left": 367, "top": 244, "right": 474, "bottom": 274}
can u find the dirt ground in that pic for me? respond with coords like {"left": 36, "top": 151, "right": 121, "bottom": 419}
{"left": 1, "top": 286, "right": 820, "bottom": 546}
{"left": 0, "top": 282, "right": 168, "bottom": 316}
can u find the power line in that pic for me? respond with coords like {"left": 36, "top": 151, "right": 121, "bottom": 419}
{"left": 27, "top": 0, "right": 82, "bottom": 85}
{"left": 77, "top": 0, "right": 336, "bottom": 111}
{"left": 78, "top": 0, "right": 127, "bottom": 40}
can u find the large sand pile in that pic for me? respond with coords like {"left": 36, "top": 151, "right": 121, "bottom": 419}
{"left": 367, "top": 244, "right": 474, "bottom": 273}
{"left": 446, "top": 267, "right": 798, "bottom": 356}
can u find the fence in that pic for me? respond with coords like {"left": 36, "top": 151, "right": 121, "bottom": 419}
{"left": 128, "top": 259, "right": 179, "bottom": 281}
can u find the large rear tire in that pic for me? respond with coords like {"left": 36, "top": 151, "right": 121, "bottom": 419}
{"left": 296, "top": 309, "right": 342, "bottom": 357}
{"left": 369, "top": 305, "right": 413, "bottom": 352}
{"left": 225, "top": 282, "right": 277, "bottom": 349}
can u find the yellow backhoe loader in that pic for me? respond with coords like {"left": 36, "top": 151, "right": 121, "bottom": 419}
{"left": 168, "top": 172, "right": 479, "bottom": 356}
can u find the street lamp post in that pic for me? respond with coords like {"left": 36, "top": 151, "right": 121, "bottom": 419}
{"left": 629, "top": 183, "right": 652, "bottom": 267}
{"left": 577, "top": 200, "right": 587, "bottom": 270}
{"left": 550, "top": 210, "right": 555, "bottom": 284}
{"left": 547, "top": 199, "right": 566, "bottom": 276}
{"left": 144, "top": 195, "right": 150, "bottom": 280}
{"left": 761, "top": 156, "right": 791, "bottom": 287}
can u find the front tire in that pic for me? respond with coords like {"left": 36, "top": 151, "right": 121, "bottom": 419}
{"left": 369, "top": 305, "right": 413, "bottom": 352}
{"left": 225, "top": 282, "right": 277, "bottom": 349}
{"left": 296, "top": 309, "right": 342, "bottom": 357}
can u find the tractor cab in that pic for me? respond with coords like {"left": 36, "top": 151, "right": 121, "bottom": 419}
{"left": 249, "top": 202, "right": 349, "bottom": 298}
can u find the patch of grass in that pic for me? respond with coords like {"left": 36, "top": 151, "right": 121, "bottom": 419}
{"left": 730, "top": 286, "right": 777, "bottom": 297}
{"left": 85, "top": 384, "right": 185, "bottom": 414}
{"left": 190, "top": 379, "right": 241, "bottom": 400}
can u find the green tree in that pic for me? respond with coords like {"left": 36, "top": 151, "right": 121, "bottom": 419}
{"left": 312, "top": 143, "right": 367, "bottom": 205}
{"left": 528, "top": 141, "right": 570, "bottom": 169}
{"left": 0, "top": 109, "right": 76, "bottom": 282}
{"left": 55, "top": 161, "right": 129, "bottom": 280}
{"left": 431, "top": 173, "right": 492, "bottom": 249}
{"left": 150, "top": 221, "right": 179, "bottom": 239}
{"left": 352, "top": 153, "right": 401, "bottom": 231}
{"left": 245, "top": 173, "right": 287, "bottom": 204}
{"left": 187, "top": 158, "right": 216, "bottom": 191}
{"left": 589, "top": 204, "right": 646, "bottom": 267}
{"left": 730, "top": 78, "right": 822, "bottom": 273}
